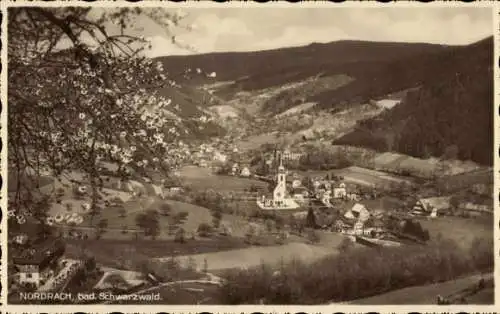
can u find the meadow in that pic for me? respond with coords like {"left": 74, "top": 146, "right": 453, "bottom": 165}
{"left": 419, "top": 215, "right": 492, "bottom": 250}
{"left": 64, "top": 198, "right": 215, "bottom": 240}
{"left": 155, "top": 242, "right": 338, "bottom": 272}
{"left": 179, "top": 166, "right": 268, "bottom": 192}
{"left": 64, "top": 236, "right": 252, "bottom": 269}
{"left": 350, "top": 273, "right": 493, "bottom": 305}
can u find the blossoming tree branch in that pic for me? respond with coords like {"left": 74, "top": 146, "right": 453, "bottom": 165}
{"left": 8, "top": 7, "right": 197, "bottom": 231}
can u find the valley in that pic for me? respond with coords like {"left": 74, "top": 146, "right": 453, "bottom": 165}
{"left": 8, "top": 9, "right": 494, "bottom": 306}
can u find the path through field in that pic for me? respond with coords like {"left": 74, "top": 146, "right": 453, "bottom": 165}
{"left": 102, "top": 273, "right": 224, "bottom": 304}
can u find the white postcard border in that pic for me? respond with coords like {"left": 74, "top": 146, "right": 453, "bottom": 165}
{"left": 0, "top": 0, "right": 498, "bottom": 312}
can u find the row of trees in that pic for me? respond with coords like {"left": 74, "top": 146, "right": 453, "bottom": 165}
{"left": 296, "top": 149, "right": 352, "bottom": 171}
{"left": 218, "top": 236, "right": 493, "bottom": 304}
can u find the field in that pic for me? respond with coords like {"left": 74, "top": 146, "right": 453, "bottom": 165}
{"left": 296, "top": 165, "right": 413, "bottom": 188}
{"left": 332, "top": 166, "right": 414, "bottom": 187}
{"left": 179, "top": 166, "right": 268, "bottom": 192}
{"left": 350, "top": 273, "right": 493, "bottom": 305}
{"left": 419, "top": 216, "right": 492, "bottom": 250}
{"left": 156, "top": 242, "right": 338, "bottom": 272}
{"left": 64, "top": 198, "right": 215, "bottom": 240}
{"left": 437, "top": 168, "right": 493, "bottom": 193}
{"left": 64, "top": 236, "right": 252, "bottom": 269}
{"left": 235, "top": 133, "right": 280, "bottom": 151}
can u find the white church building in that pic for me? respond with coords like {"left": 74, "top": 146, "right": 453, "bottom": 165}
{"left": 256, "top": 154, "right": 300, "bottom": 210}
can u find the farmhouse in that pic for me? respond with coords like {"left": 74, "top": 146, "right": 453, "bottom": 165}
{"left": 241, "top": 166, "right": 251, "bottom": 177}
{"left": 213, "top": 151, "right": 228, "bottom": 163}
{"left": 13, "top": 239, "right": 65, "bottom": 288}
{"left": 282, "top": 148, "right": 304, "bottom": 161}
{"left": 412, "top": 196, "right": 451, "bottom": 216}
{"left": 351, "top": 203, "right": 370, "bottom": 222}
{"left": 333, "top": 183, "right": 347, "bottom": 199}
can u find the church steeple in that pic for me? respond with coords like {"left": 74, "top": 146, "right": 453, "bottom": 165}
{"left": 278, "top": 153, "right": 285, "bottom": 173}
{"left": 273, "top": 150, "right": 287, "bottom": 202}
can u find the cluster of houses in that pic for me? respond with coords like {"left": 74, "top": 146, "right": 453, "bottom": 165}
{"left": 256, "top": 154, "right": 362, "bottom": 211}
{"left": 230, "top": 163, "right": 251, "bottom": 177}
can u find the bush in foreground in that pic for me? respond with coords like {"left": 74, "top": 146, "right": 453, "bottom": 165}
{"left": 217, "top": 237, "right": 493, "bottom": 304}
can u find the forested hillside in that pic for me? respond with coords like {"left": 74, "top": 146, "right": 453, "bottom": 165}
{"left": 334, "top": 37, "right": 493, "bottom": 165}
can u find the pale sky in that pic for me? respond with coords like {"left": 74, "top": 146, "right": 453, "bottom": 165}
{"left": 75, "top": 7, "right": 493, "bottom": 57}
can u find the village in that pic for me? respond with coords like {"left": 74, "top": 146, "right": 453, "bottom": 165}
{"left": 7, "top": 131, "right": 494, "bottom": 304}
{"left": 6, "top": 3, "right": 496, "bottom": 308}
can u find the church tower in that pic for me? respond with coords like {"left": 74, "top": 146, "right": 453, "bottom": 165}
{"left": 273, "top": 153, "right": 287, "bottom": 202}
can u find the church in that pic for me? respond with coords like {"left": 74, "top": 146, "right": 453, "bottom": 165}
{"left": 256, "top": 152, "right": 300, "bottom": 210}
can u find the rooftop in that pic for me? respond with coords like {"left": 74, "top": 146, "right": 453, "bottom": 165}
{"left": 13, "top": 238, "right": 65, "bottom": 266}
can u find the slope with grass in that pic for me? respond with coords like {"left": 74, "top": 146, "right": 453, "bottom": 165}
{"left": 349, "top": 273, "right": 493, "bottom": 305}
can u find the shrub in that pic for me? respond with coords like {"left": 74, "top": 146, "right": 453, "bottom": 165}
{"left": 174, "top": 228, "right": 186, "bottom": 244}
{"left": 159, "top": 203, "right": 172, "bottom": 216}
{"left": 197, "top": 223, "right": 213, "bottom": 237}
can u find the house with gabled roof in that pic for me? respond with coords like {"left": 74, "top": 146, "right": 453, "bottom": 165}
{"left": 13, "top": 238, "right": 65, "bottom": 288}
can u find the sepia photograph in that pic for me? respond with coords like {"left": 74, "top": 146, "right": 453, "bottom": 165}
{"left": 4, "top": 3, "right": 496, "bottom": 307}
